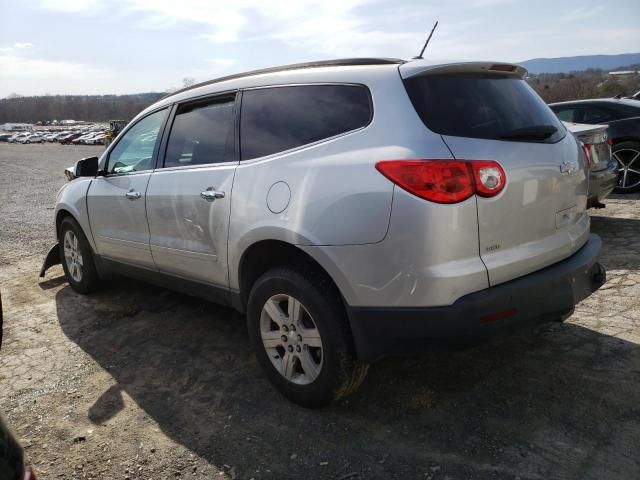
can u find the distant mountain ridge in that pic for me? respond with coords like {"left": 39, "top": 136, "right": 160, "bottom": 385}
{"left": 520, "top": 53, "right": 640, "bottom": 74}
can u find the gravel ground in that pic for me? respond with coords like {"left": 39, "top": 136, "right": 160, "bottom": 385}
{"left": 0, "top": 143, "right": 639, "bottom": 480}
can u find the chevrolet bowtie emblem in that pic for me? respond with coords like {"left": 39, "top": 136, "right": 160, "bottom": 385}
{"left": 560, "top": 160, "right": 578, "bottom": 174}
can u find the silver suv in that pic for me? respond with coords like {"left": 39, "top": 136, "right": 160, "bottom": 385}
{"left": 41, "top": 58, "right": 606, "bottom": 407}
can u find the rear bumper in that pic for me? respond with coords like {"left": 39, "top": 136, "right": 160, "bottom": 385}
{"left": 588, "top": 159, "right": 618, "bottom": 205}
{"left": 346, "top": 234, "right": 604, "bottom": 362}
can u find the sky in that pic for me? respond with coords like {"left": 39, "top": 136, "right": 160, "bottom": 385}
{"left": 1, "top": 0, "right": 639, "bottom": 97}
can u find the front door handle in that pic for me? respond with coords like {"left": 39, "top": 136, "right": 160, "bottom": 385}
{"left": 200, "top": 188, "right": 225, "bottom": 202}
{"left": 125, "top": 190, "right": 142, "bottom": 200}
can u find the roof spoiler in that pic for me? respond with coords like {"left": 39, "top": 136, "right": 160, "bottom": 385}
{"left": 399, "top": 60, "right": 527, "bottom": 80}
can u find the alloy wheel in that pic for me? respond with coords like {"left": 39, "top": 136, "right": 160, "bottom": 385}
{"left": 614, "top": 148, "right": 640, "bottom": 190}
{"left": 63, "top": 230, "right": 83, "bottom": 282}
{"left": 260, "top": 294, "right": 323, "bottom": 385}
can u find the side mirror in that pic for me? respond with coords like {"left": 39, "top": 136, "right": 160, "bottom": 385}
{"left": 65, "top": 156, "right": 99, "bottom": 181}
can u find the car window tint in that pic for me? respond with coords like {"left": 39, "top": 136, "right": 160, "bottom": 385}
{"left": 164, "top": 98, "right": 235, "bottom": 168}
{"left": 404, "top": 74, "right": 566, "bottom": 143}
{"left": 555, "top": 109, "right": 574, "bottom": 122}
{"left": 108, "top": 109, "right": 167, "bottom": 174}
{"left": 580, "top": 108, "right": 610, "bottom": 123}
{"left": 240, "top": 85, "right": 371, "bottom": 160}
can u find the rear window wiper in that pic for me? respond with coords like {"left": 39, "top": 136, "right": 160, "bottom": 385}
{"left": 500, "top": 125, "right": 558, "bottom": 141}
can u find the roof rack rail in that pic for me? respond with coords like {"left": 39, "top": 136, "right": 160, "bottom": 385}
{"left": 164, "top": 58, "right": 406, "bottom": 99}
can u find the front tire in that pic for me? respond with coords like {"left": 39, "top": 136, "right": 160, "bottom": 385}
{"left": 59, "top": 217, "right": 101, "bottom": 294}
{"left": 247, "top": 268, "right": 368, "bottom": 408}
{"left": 613, "top": 141, "right": 640, "bottom": 193}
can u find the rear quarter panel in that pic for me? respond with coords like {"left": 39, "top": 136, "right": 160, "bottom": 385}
{"left": 609, "top": 117, "right": 640, "bottom": 143}
{"left": 227, "top": 67, "right": 456, "bottom": 294}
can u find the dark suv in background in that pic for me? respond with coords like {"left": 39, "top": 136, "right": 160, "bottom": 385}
{"left": 549, "top": 98, "right": 640, "bottom": 193}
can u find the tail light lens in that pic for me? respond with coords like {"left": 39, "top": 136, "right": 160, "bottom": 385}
{"left": 472, "top": 161, "right": 506, "bottom": 197}
{"left": 581, "top": 142, "right": 592, "bottom": 169}
{"left": 375, "top": 159, "right": 505, "bottom": 204}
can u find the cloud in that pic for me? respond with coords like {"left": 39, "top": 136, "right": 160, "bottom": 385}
{"left": 37, "top": 0, "right": 379, "bottom": 49}
{"left": 32, "top": 0, "right": 638, "bottom": 63}
{"left": 29, "top": 0, "right": 640, "bottom": 72}
{"left": 37, "top": 0, "right": 100, "bottom": 12}
{"left": 186, "top": 58, "right": 239, "bottom": 81}
{"left": 0, "top": 43, "right": 34, "bottom": 54}
{"left": 206, "top": 58, "right": 237, "bottom": 68}
{"left": 555, "top": 5, "right": 606, "bottom": 23}
{"left": 0, "top": 54, "right": 100, "bottom": 77}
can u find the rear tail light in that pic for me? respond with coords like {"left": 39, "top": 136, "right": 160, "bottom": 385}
{"left": 375, "top": 159, "right": 506, "bottom": 204}
{"left": 581, "top": 142, "right": 592, "bottom": 169}
{"left": 472, "top": 161, "right": 506, "bottom": 197}
{"left": 606, "top": 136, "right": 613, "bottom": 146}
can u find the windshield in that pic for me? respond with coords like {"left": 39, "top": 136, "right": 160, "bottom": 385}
{"left": 404, "top": 73, "right": 566, "bottom": 143}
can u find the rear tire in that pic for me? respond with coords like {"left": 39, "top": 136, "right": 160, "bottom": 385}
{"left": 247, "top": 267, "right": 368, "bottom": 408}
{"left": 612, "top": 141, "right": 640, "bottom": 193}
{"left": 59, "top": 217, "right": 101, "bottom": 294}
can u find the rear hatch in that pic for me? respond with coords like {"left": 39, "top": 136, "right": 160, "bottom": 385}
{"left": 401, "top": 62, "right": 590, "bottom": 286}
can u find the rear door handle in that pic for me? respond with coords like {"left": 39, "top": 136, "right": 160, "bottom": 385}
{"left": 125, "top": 190, "right": 142, "bottom": 200}
{"left": 200, "top": 188, "right": 225, "bottom": 202}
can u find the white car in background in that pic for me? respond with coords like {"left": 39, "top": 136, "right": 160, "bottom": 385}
{"left": 8, "top": 133, "right": 29, "bottom": 143}
{"left": 19, "top": 133, "right": 44, "bottom": 144}
{"left": 86, "top": 133, "right": 106, "bottom": 145}
{"left": 83, "top": 132, "right": 103, "bottom": 143}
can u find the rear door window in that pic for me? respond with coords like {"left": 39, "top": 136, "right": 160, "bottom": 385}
{"left": 240, "top": 84, "right": 372, "bottom": 160}
{"left": 578, "top": 107, "right": 611, "bottom": 123}
{"left": 164, "top": 96, "right": 236, "bottom": 168}
{"left": 554, "top": 108, "right": 575, "bottom": 122}
{"left": 404, "top": 74, "right": 566, "bottom": 143}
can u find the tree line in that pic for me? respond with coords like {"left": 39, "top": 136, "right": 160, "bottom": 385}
{"left": 0, "top": 93, "right": 164, "bottom": 123}
{"left": 527, "top": 64, "right": 640, "bottom": 103}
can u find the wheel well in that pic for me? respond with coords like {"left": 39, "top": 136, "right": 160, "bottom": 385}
{"left": 238, "top": 240, "right": 342, "bottom": 311}
{"left": 55, "top": 209, "right": 74, "bottom": 240}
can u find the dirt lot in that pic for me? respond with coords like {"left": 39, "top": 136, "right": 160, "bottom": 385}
{"left": 1, "top": 143, "right": 639, "bottom": 480}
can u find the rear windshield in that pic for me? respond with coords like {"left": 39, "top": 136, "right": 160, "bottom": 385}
{"left": 404, "top": 74, "right": 566, "bottom": 143}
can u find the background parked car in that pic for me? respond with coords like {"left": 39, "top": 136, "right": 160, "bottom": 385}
{"left": 19, "top": 133, "right": 44, "bottom": 144}
{"left": 550, "top": 98, "right": 640, "bottom": 192}
{"left": 8, "top": 133, "right": 29, "bottom": 143}
{"left": 564, "top": 122, "right": 617, "bottom": 208}
{"left": 60, "top": 133, "right": 83, "bottom": 145}
{"left": 52, "top": 131, "right": 71, "bottom": 142}
{"left": 79, "top": 132, "right": 103, "bottom": 144}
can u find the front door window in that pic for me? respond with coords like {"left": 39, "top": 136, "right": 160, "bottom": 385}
{"left": 107, "top": 109, "right": 167, "bottom": 174}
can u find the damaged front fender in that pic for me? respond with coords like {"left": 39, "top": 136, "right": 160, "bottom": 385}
{"left": 39, "top": 243, "right": 61, "bottom": 278}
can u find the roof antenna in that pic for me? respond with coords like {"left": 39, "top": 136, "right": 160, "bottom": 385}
{"left": 413, "top": 21, "right": 438, "bottom": 59}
